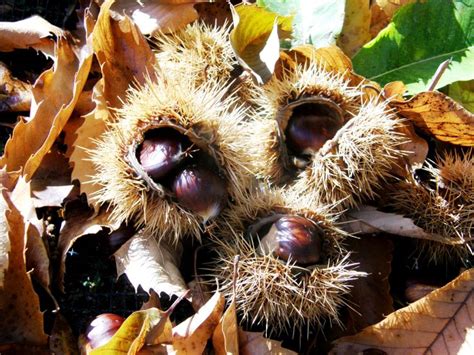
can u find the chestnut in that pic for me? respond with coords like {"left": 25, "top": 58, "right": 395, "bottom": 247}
{"left": 259, "top": 215, "right": 322, "bottom": 266}
{"left": 137, "top": 129, "right": 188, "bottom": 181}
{"left": 285, "top": 102, "right": 343, "bottom": 155}
{"left": 172, "top": 166, "right": 227, "bottom": 222}
{"left": 85, "top": 313, "right": 125, "bottom": 349}
{"left": 106, "top": 224, "right": 136, "bottom": 255}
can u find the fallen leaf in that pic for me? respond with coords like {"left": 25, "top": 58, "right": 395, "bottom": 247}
{"left": 0, "top": 15, "right": 64, "bottom": 57}
{"left": 0, "top": 190, "right": 48, "bottom": 345}
{"left": 0, "top": 61, "right": 31, "bottom": 112}
{"left": 344, "top": 235, "right": 394, "bottom": 334}
{"left": 391, "top": 91, "right": 474, "bottom": 146}
{"left": 448, "top": 80, "right": 474, "bottom": 113}
{"left": 49, "top": 313, "right": 79, "bottom": 355}
{"left": 392, "top": 121, "right": 429, "bottom": 174}
{"left": 230, "top": 3, "right": 292, "bottom": 84}
{"left": 91, "top": 308, "right": 165, "bottom": 354}
{"left": 337, "top": 0, "right": 371, "bottom": 57}
{"left": 353, "top": 0, "right": 474, "bottom": 94}
{"left": 104, "top": 0, "right": 209, "bottom": 35}
{"left": 195, "top": 1, "right": 232, "bottom": 27}
{"left": 171, "top": 291, "right": 225, "bottom": 355}
{"left": 92, "top": 0, "right": 157, "bottom": 109}
{"left": 0, "top": 186, "right": 9, "bottom": 287}
{"left": 0, "top": 37, "right": 93, "bottom": 179}
{"left": 114, "top": 233, "right": 187, "bottom": 296}
{"left": 383, "top": 81, "right": 406, "bottom": 100}
{"left": 238, "top": 330, "right": 297, "bottom": 355}
{"left": 331, "top": 268, "right": 474, "bottom": 354}
{"left": 30, "top": 149, "right": 76, "bottom": 208}
{"left": 212, "top": 300, "right": 239, "bottom": 355}
{"left": 405, "top": 280, "right": 438, "bottom": 303}
{"left": 343, "top": 205, "right": 459, "bottom": 245}
{"left": 187, "top": 279, "right": 211, "bottom": 312}
{"left": 57, "top": 200, "right": 117, "bottom": 290}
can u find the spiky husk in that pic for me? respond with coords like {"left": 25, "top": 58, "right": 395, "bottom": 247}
{"left": 90, "top": 74, "right": 256, "bottom": 243}
{"left": 207, "top": 186, "right": 364, "bottom": 334}
{"left": 249, "top": 62, "right": 366, "bottom": 184}
{"left": 154, "top": 22, "right": 258, "bottom": 103}
{"left": 291, "top": 99, "right": 407, "bottom": 211}
{"left": 387, "top": 150, "right": 474, "bottom": 263}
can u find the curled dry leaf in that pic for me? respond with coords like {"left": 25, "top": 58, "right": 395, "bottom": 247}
{"left": 57, "top": 200, "right": 117, "bottom": 290}
{"left": 230, "top": 3, "right": 292, "bottom": 84}
{"left": 343, "top": 205, "right": 463, "bottom": 245}
{"left": 331, "top": 268, "right": 474, "bottom": 354}
{"left": 0, "top": 37, "right": 93, "bottom": 180}
{"left": 0, "top": 61, "right": 31, "bottom": 112}
{"left": 391, "top": 91, "right": 474, "bottom": 146}
{"left": 103, "top": 0, "right": 209, "bottom": 35}
{"left": 114, "top": 233, "right": 187, "bottom": 296}
{"left": 0, "top": 187, "right": 9, "bottom": 287}
{"left": 337, "top": 0, "right": 371, "bottom": 57}
{"left": 0, "top": 190, "right": 48, "bottom": 345}
{"left": 212, "top": 299, "right": 238, "bottom": 355}
{"left": 170, "top": 291, "right": 225, "bottom": 355}
{"left": 0, "top": 15, "right": 64, "bottom": 57}
{"left": 238, "top": 330, "right": 297, "bottom": 355}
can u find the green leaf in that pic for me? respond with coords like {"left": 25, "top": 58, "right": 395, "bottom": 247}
{"left": 447, "top": 80, "right": 474, "bottom": 113}
{"left": 230, "top": 3, "right": 292, "bottom": 83}
{"left": 352, "top": 0, "right": 474, "bottom": 94}
{"left": 257, "top": 0, "right": 345, "bottom": 47}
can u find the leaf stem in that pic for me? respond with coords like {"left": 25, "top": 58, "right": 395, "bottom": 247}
{"left": 427, "top": 58, "right": 452, "bottom": 91}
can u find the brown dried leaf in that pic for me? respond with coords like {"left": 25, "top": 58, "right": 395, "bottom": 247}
{"left": 49, "top": 313, "right": 78, "bottom": 355}
{"left": 331, "top": 268, "right": 474, "bottom": 354}
{"left": 57, "top": 200, "right": 117, "bottom": 290}
{"left": 170, "top": 291, "right": 225, "bottom": 355}
{"left": 103, "top": 0, "right": 209, "bottom": 35}
{"left": 92, "top": 0, "right": 157, "bottom": 109}
{"left": 0, "top": 15, "right": 64, "bottom": 57}
{"left": 344, "top": 205, "right": 461, "bottom": 245}
{"left": 212, "top": 300, "right": 239, "bottom": 355}
{"left": 195, "top": 1, "right": 232, "bottom": 27}
{"left": 0, "top": 61, "right": 31, "bottom": 112}
{"left": 187, "top": 279, "right": 211, "bottom": 312}
{"left": 344, "top": 235, "right": 394, "bottom": 334}
{"left": 238, "top": 330, "right": 297, "bottom": 355}
{"left": 30, "top": 149, "right": 76, "bottom": 208}
{"left": 0, "top": 189, "right": 47, "bottom": 345}
{"left": 391, "top": 91, "right": 474, "bottom": 147}
{"left": 0, "top": 38, "right": 93, "bottom": 179}
{"left": 337, "top": 0, "right": 371, "bottom": 57}
{"left": 114, "top": 233, "right": 187, "bottom": 296}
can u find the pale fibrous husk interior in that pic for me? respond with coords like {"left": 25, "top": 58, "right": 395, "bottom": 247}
{"left": 249, "top": 61, "right": 365, "bottom": 184}
{"left": 90, "top": 74, "right": 256, "bottom": 243}
{"left": 208, "top": 187, "right": 364, "bottom": 334}
{"left": 387, "top": 150, "right": 474, "bottom": 263}
{"left": 291, "top": 99, "right": 407, "bottom": 211}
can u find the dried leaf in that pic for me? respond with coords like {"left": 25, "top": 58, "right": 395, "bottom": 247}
{"left": 105, "top": 0, "right": 208, "bottom": 35}
{"left": 91, "top": 308, "right": 165, "bottom": 354}
{"left": 187, "top": 279, "right": 211, "bottom": 312}
{"left": 391, "top": 91, "right": 474, "bottom": 146}
{"left": 331, "top": 268, "right": 474, "bottom": 354}
{"left": 337, "top": 0, "right": 371, "bottom": 57}
{"left": 114, "top": 233, "right": 187, "bottom": 296}
{"left": 195, "top": 1, "right": 232, "bottom": 27}
{"left": 0, "top": 15, "right": 64, "bottom": 57}
{"left": 25, "top": 223, "right": 50, "bottom": 291}
{"left": 238, "top": 330, "right": 297, "bottom": 355}
{"left": 57, "top": 200, "right": 116, "bottom": 290}
{"left": 92, "top": 0, "right": 157, "bottom": 109}
{"left": 30, "top": 149, "right": 76, "bottom": 208}
{"left": 0, "top": 61, "right": 31, "bottom": 112}
{"left": 343, "top": 205, "right": 457, "bottom": 245}
{"left": 212, "top": 300, "right": 239, "bottom": 355}
{"left": 0, "top": 38, "right": 93, "bottom": 179}
{"left": 230, "top": 3, "right": 292, "bottom": 84}
{"left": 49, "top": 313, "right": 79, "bottom": 355}
{"left": 0, "top": 189, "right": 47, "bottom": 345}
{"left": 170, "top": 292, "right": 225, "bottom": 355}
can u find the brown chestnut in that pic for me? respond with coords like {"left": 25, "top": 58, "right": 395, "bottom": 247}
{"left": 106, "top": 224, "right": 136, "bottom": 255}
{"left": 138, "top": 129, "right": 187, "bottom": 181}
{"left": 85, "top": 313, "right": 125, "bottom": 349}
{"left": 285, "top": 103, "right": 342, "bottom": 155}
{"left": 259, "top": 215, "right": 322, "bottom": 266}
{"left": 172, "top": 166, "right": 227, "bottom": 222}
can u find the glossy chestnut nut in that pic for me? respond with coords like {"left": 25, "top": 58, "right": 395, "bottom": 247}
{"left": 285, "top": 102, "right": 342, "bottom": 155}
{"left": 106, "top": 224, "right": 136, "bottom": 255}
{"left": 259, "top": 215, "right": 322, "bottom": 266}
{"left": 172, "top": 166, "right": 227, "bottom": 222}
{"left": 137, "top": 128, "right": 187, "bottom": 181}
{"left": 86, "top": 313, "right": 125, "bottom": 349}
